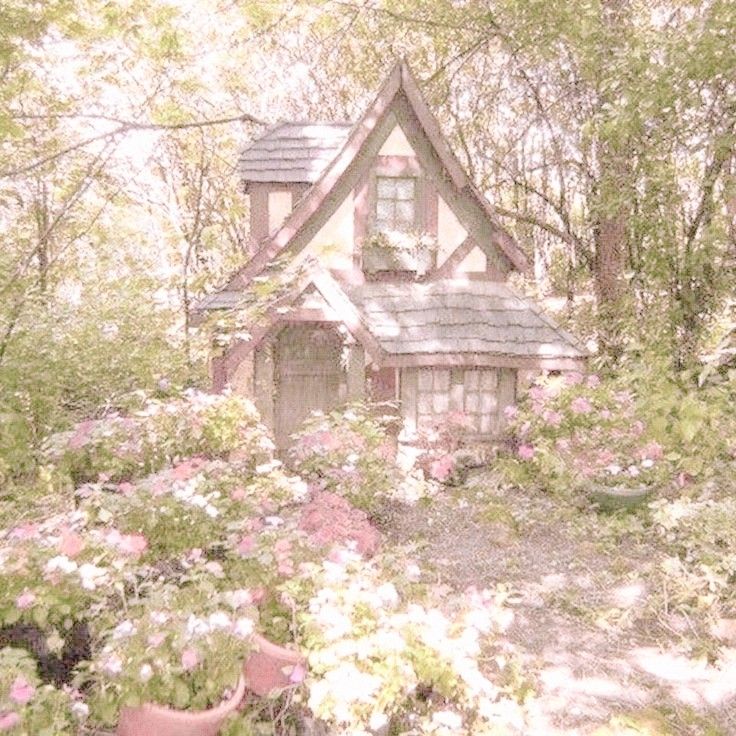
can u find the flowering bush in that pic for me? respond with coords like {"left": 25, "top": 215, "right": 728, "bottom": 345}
{"left": 501, "top": 372, "right": 670, "bottom": 498}
{"left": 0, "top": 647, "right": 83, "bottom": 734}
{"left": 414, "top": 411, "right": 478, "bottom": 484}
{"left": 298, "top": 551, "right": 521, "bottom": 735}
{"left": 289, "top": 403, "right": 401, "bottom": 513}
{"left": 80, "top": 581, "right": 256, "bottom": 727}
{"left": 44, "top": 391, "right": 273, "bottom": 485}
{"left": 0, "top": 513, "right": 134, "bottom": 635}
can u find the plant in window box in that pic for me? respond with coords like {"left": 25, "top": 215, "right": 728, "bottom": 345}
{"left": 362, "top": 231, "right": 437, "bottom": 276}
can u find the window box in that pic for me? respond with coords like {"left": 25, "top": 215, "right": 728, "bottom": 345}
{"left": 362, "top": 232, "right": 436, "bottom": 275}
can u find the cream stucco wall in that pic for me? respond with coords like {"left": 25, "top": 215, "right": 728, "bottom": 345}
{"left": 305, "top": 191, "right": 355, "bottom": 270}
{"left": 379, "top": 124, "right": 415, "bottom": 156}
{"left": 457, "top": 245, "right": 487, "bottom": 273}
{"left": 436, "top": 196, "right": 468, "bottom": 266}
{"left": 268, "top": 191, "right": 292, "bottom": 233}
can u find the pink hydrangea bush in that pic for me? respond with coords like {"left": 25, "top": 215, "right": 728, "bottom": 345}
{"left": 44, "top": 391, "right": 273, "bottom": 485}
{"left": 0, "top": 647, "right": 82, "bottom": 734}
{"left": 414, "top": 411, "right": 478, "bottom": 484}
{"left": 299, "top": 491, "right": 380, "bottom": 557}
{"left": 289, "top": 403, "right": 401, "bottom": 513}
{"left": 502, "top": 372, "right": 671, "bottom": 497}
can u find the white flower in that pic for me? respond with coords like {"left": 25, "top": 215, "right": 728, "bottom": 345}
{"left": 233, "top": 617, "right": 254, "bottom": 639}
{"left": 71, "top": 701, "right": 89, "bottom": 721}
{"left": 605, "top": 464, "right": 622, "bottom": 476}
{"left": 432, "top": 710, "right": 463, "bottom": 729}
{"left": 45, "top": 555, "right": 78, "bottom": 575}
{"left": 150, "top": 611, "right": 169, "bottom": 625}
{"left": 205, "top": 504, "right": 219, "bottom": 518}
{"left": 628, "top": 465, "right": 640, "bottom": 477}
{"left": 186, "top": 615, "right": 210, "bottom": 637}
{"left": 207, "top": 611, "right": 231, "bottom": 629}
{"left": 369, "top": 712, "right": 389, "bottom": 731}
{"left": 78, "top": 563, "right": 108, "bottom": 590}
{"left": 189, "top": 494, "right": 207, "bottom": 508}
{"left": 139, "top": 664, "right": 153, "bottom": 682}
{"left": 102, "top": 654, "right": 123, "bottom": 676}
{"left": 264, "top": 516, "right": 284, "bottom": 527}
{"left": 112, "top": 620, "right": 136, "bottom": 639}
{"left": 641, "top": 458, "right": 655, "bottom": 469}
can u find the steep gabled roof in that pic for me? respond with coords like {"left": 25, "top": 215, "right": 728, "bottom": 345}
{"left": 224, "top": 60, "right": 527, "bottom": 291}
{"left": 239, "top": 122, "right": 352, "bottom": 187}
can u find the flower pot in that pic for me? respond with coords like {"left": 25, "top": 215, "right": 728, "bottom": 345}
{"left": 243, "top": 633, "right": 305, "bottom": 696}
{"left": 116, "top": 675, "right": 245, "bottom": 736}
{"left": 590, "top": 485, "right": 651, "bottom": 512}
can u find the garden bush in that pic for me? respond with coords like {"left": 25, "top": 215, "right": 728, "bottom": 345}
{"left": 289, "top": 403, "right": 401, "bottom": 513}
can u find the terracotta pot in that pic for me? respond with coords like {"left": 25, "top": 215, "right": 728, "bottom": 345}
{"left": 243, "top": 633, "right": 306, "bottom": 696}
{"left": 116, "top": 675, "right": 245, "bottom": 736}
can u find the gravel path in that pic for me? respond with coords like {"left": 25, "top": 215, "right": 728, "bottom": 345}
{"left": 379, "top": 470, "right": 736, "bottom": 735}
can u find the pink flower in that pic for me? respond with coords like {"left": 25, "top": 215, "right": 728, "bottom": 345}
{"left": 639, "top": 441, "right": 663, "bottom": 461}
{"left": 503, "top": 405, "right": 518, "bottom": 421}
{"left": 237, "top": 536, "right": 255, "bottom": 556}
{"left": 528, "top": 385, "right": 547, "bottom": 403}
{"left": 289, "top": 662, "right": 307, "bottom": 684}
{"left": 147, "top": 632, "right": 166, "bottom": 647}
{"left": 565, "top": 371, "right": 583, "bottom": 386}
{"left": 430, "top": 455, "right": 454, "bottom": 482}
{"left": 0, "top": 713, "right": 21, "bottom": 731}
{"left": 68, "top": 420, "right": 94, "bottom": 450}
{"left": 274, "top": 538, "right": 291, "bottom": 553}
{"left": 10, "top": 524, "right": 39, "bottom": 541}
{"left": 59, "top": 530, "right": 84, "bottom": 558}
{"left": 118, "top": 534, "right": 147, "bottom": 557}
{"left": 543, "top": 410, "right": 563, "bottom": 427}
{"left": 117, "top": 482, "right": 135, "bottom": 496}
{"left": 15, "top": 591, "right": 36, "bottom": 610}
{"left": 230, "top": 488, "right": 246, "bottom": 501}
{"left": 570, "top": 397, "right": 593, "bottom": 415}
{"left": 517, "top": 444, "right": 535, "bottom": 460}
{"left": 181, "top": 648, "right": 199, "bottom": 671}
{"left": 586, "top": 374, "right": 601, "bottom": 388}
{"left": 9, "top": 676, "right": 35, "bottom": 704}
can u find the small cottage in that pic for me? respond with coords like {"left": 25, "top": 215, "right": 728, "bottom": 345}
{"left": 196, "top": 61, "right": 586, "bottom": 447}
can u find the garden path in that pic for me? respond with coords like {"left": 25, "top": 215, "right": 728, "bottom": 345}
{"left": 381, "top": 471, "right": 736, "bottom": 735}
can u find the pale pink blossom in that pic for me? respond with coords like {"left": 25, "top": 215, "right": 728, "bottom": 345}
{"left": 181, "top": 648, "right": 199, "bottom": 671}
{"left": 9, "top": 676, "right": 35, "bottom": 704}
{"left": 543, "top": 410, "right": 563, "bottom": 427}
{"left": 570, "top": 397, "right": 593, "bottom": 415}
{"left": 117, "top": 534, "right": 147, "bottom": 557}
{"left": 15, "top": 591, "right": 36, "bottom": 610}
{"left": 237, "top": 536, "right": 255, "bottom": 556}
{"left": 528, "top": 385, "right": 547, "bottom": 403}
{"left": 289, "top": 662, "right": 307, "bottom": 684}
{"left": 147, "top": 632, "right": 166, "bottom": 647}
{"left": 639, "top": 441, "right": 663, "bottom": 461}
{"left": 117, "top": 482, "right": 135, "bottom": 496}
{"left": 517, "top": 444, "right": 535, "bottom": 460}
{"left": 0, "top": 712, "right": 21, "bottom": 730}
{"left": 565, "top": 371, "right": 584, "bottom": 386}
{"left": 59, "top": 530, "right": 84, "bottom": 558}
{"left": 503, "top": 405, "right": 519, "bottom": 421}
{"left": 230, "top": 488, "right": 246, "bottom": 501}
{"left": 10, "top": 523, "right": 39, "bottom": 541}
{"left": 430, "top": 455, "right": 454, "bottom": 481}
{"left": 586, "top": 374, "right": 601, "bottom": 388}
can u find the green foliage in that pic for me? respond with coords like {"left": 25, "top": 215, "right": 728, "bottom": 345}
{"left": 289, "top": 403, "right": 401, "bottom": 513}
{"left": 0, "top": 647, "right": 80, "bottom": 735}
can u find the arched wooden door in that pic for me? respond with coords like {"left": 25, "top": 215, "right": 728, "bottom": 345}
{"left": 274, "top": 323, "right": 345, "bottom": 447}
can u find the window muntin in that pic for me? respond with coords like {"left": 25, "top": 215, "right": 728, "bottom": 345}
{"left": 375, "top": 176, "right": 417, "bottom": 233}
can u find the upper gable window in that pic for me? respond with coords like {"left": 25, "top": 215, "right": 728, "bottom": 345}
{"left": 375, "top": 176, "right": 417, "bottom": 233}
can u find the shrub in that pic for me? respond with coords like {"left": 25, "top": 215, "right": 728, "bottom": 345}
{"left": 289, "top": 403, "right": 400, "bottom": 513}
{"left": 44, "top": 391, "right": 273, "bottom": 485}
{"left": 500, "top": 372, "right": 672, "bottom": 498}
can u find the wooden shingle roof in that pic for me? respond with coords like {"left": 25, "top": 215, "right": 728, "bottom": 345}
{"left": 346, "top": 281, "right": 587, "bottom": 360}
{"left": 238, "top": 122, "right": 352, "bottom": 185}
